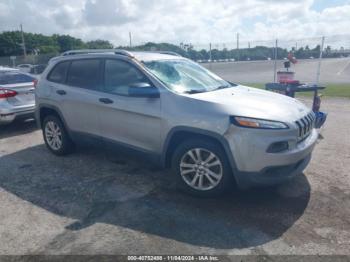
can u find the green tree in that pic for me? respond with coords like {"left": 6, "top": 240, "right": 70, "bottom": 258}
{"left": 53, "top": 34, "right": 86, "bottom": 52}
{"left": 199, "top": 49, "right": 209, "bottom": 60}
{"left": 86, "top": 40, "right": 113, "bottom": 49}
{"left": 0, "top": 31, "right": 23, "bottom": 56}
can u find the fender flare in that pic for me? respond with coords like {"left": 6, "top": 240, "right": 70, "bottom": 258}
{"left": 161, "top": 126, "right": 238, "bottom": 175}
{"left": 36, "top": 104, "right": 70, "bottom": 133}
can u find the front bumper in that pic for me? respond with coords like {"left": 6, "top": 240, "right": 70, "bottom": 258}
{"left": 224, "top": 126, "right": 318, "bottom": 188}
{"left": 234, "top": 154, "right": 311, "bottom": 188}
{"left": 0, "top": 104, "right": 35, "bottom": 124}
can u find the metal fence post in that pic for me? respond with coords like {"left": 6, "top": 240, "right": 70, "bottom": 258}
{"left": 209, "top": 43, "right": 212, "bottom": 69}
{"left": 273, "top": 39, "right": 278, "bottom": 83}
{"left": 316, "top": 36, "right": 325, "bottom": 86}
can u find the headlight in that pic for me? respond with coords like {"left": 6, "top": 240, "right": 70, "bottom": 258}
{"left": 230, "top": 116, "right": 289, "bottom": 129}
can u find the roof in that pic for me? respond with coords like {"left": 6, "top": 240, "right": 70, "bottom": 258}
{"left": 130, "top": 51, "right": 184, "bottom": 62}
{"left": 51, "top": 49, "right": 185, "bottom": 64}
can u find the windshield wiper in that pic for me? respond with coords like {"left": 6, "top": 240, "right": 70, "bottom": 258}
{"left": 183, "top": 89, "right": 207, "bottom": 94}
{"left": 212, "top": 85, "right": 232, "bottom": 91}
{"left": 184, "top": 85, "right": 230, "bottom": 94}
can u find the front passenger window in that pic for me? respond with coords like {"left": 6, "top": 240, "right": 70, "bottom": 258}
{"left": 104, "top": 59, "right": 148, "bottom": 96}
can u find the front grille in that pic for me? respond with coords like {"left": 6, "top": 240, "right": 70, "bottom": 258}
{"left": 295, "top": 112, "right": 315, "bottom": 142}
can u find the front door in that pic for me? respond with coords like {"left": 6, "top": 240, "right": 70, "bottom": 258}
{"left": 97, "top": 58, "right": 161, "bottom": 152}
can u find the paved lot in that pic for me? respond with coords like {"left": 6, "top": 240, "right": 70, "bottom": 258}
{"left": 203, "top": 58, "right": 350, "bottom": 84}
{"left": 0, "top": 97, "right": 349, "bottom": 256}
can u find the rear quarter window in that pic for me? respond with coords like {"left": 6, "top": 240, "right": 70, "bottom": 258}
{"left": 47, "top": 61, "right": 70, "bottom": 83}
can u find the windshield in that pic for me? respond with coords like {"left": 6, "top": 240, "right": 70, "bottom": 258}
{"left": 143, "top": 59, "right": 232, "bottom": 94}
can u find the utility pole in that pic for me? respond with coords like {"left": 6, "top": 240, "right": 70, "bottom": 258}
{"left": 129, "top": 32, "right": 132, "bottom": 48}
{"left": 248, "top": 42, "right": 250, "bottom": 49}
{"left": 209, "top": 43, "right": 212, "bottom": 69}
{"left": 236, "top": 33, "right": 240, "bottom": 61}
{"left": 273, "top": 39, "right": 278, "bottom": 83}
{"left": 20, "top": 24, "right": 27, "bottom": 58}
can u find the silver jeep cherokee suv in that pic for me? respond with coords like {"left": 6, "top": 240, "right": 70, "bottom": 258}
{"left": 35, "top": 50, "right": 318, "bottom": 196}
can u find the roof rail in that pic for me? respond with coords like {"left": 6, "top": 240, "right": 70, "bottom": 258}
{"left": 61, "top": 49, "right": 114, "bottom": 56}
{"left": 114, "top": 49, "right": 134, "bottom": 58}
{"left": 60, "top": 49, "right": 134, "bottom": 58}
{"left": 153, "top": 51, "right": 182, "bottom": 57}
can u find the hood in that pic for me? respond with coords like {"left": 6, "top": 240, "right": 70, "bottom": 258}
{"left": 188, "top": 85, "right": 311, "bottom": 122}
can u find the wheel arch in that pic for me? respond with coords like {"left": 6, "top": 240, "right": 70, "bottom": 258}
{"left": 161, "top": 127, "right": 238, "bottom": 176}
{"left": 37, "top": 104, "right": 69, "bottom": 133}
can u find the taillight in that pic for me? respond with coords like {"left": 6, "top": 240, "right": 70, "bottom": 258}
{"left": 33, "top": 79, "right": 38, "bottom": 88}
{"left": 0, "top": 89, "right": 18, "bottom": 98}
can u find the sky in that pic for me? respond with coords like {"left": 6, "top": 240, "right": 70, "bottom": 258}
{"left": 0, "top": 0, "right": 349, "bottom": 48}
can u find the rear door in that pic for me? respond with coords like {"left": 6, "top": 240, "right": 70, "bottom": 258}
{"left": 0, "top": 72, "right": 35, "bottom": 108}
{"left": 48, "top": 59, "right": 103, "bottom": 136}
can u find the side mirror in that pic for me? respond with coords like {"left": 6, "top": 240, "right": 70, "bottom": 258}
{"left": 128, "top": 82, "right": 160, "bottom": 98}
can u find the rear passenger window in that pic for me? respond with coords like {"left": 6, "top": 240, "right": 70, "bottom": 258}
{"left": 67, "top": 59, "right": 101, "bottom": 90}
{"left": 47, "top": 61, "right": 69, "bottom": 83}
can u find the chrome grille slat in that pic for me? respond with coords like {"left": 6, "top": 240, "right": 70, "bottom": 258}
{"left": 300, "top": 118, "right": 307, "bottom": 135}
{"left": 307, "top": 115, "right": 312, "bottom": 130}
{"left": 304, "top": 116, "right": 310, "bottom": 132}
{"left": 295, "top": 112, "right": 314, "bottom": 142}
{"left": 311, "top": 112, "right": 316, "bottom": 127}
{"left": 308, "top": 114, "right": 314, "bottom": 129}
{"left": 296, "top": 121, "right": 302, "bottom": 136}
{"left": 308, "top": 113, "right": 314, "bottom": 121}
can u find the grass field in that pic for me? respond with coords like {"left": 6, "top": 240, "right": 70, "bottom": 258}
{"left": 244, "top": 83, "right": 350, "bottom": 98}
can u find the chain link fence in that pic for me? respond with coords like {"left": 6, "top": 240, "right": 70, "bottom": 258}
{"left": 1, "top": 35, "right": 349, "bottom": 84}
{"left": 190, "top": 35, "right": 350, "bottom": 84}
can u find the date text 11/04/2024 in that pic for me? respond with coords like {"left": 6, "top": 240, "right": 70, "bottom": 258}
{"left": 127, "top": 255, "right": 219, "bottom": 261}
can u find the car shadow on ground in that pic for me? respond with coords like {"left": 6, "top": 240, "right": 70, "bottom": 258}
{"left": 0, "top": 118, "right": 38, "bottom": 139}
{"left": 0, "top": 143, "right": 311, "bottom": 249}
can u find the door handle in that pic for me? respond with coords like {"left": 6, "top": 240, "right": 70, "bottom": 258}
{"left": 56, "top": 90, "right": 66, "bottom": 95}
{"left": 99, "top": 98, "right": 114, "bottom": 104}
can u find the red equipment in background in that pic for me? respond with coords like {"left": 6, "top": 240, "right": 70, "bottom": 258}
{"left": 265, "top": 52, "right": 327, "bottom": 128}
{"left": 287, "top": 52, "right": 298, "bottom": 64}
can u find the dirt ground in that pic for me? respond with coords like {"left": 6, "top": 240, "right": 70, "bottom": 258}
{"left": 0, "top": 97, "right": 349, "bottom": 257}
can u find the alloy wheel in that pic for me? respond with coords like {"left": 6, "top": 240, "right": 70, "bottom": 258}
{"left": 180, "top": 148, "right": 223, "bottom": 191}
{"left": 45, "top": 121, "right": 62, "bottom": 151}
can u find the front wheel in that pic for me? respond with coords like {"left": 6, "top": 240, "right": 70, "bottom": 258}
{"left": 171, "top": 139, "right": 234, "bottom": 197}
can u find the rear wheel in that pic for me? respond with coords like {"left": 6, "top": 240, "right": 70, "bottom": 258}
{"left": 172, "top": 139, "right": 234, "bottom": 197}
{"left": 42, "top": 115, "right": 74, "bottom": 156}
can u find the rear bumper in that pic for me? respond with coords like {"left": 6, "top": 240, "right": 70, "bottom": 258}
{"left": 0, "top": 105, "right": 35, "bottom": 124}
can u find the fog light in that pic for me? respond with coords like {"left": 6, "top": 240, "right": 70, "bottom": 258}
{"left": 267, "top": 141, "right": 289, "bottom": 153}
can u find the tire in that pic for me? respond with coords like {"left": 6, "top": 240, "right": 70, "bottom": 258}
{"left": 171, "top": 138, "right": 235, "bottom": 197}
{"left": 42, "top": 115, "right": 74, "bottom": 156}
